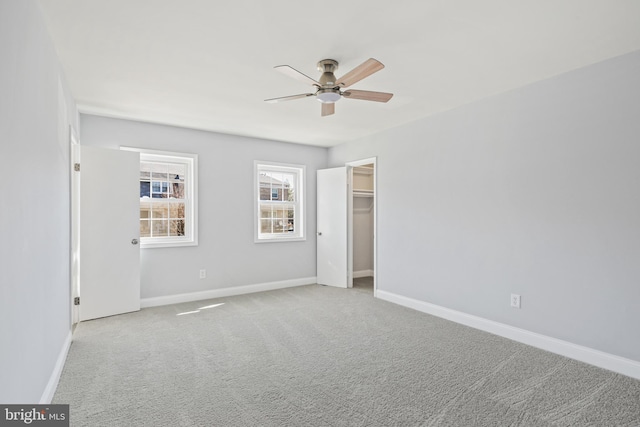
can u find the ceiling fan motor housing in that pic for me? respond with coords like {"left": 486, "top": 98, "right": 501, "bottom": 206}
{"left": 316, "top": 59, "right": 341, "bottom": 103}
{"left": 317, "top": 59, "right": 339, "bottom": 86}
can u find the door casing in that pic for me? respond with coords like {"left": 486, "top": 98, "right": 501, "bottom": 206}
{"left": 70, "top": 127, "right": 80, "bottom": 329}
{"left": 346, "top": 157, "right": 377, "bottom": 295}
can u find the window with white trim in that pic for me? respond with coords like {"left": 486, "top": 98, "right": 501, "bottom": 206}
{"left": 122, "top": 147, "right": 198, "bottom": 248}
{"left": 255, "top": 161, "right": 305, "bottom": 242}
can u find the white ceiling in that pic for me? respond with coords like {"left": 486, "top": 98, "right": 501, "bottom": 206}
{"left": 38, "top": 0, "right": 640, "bottom": 147}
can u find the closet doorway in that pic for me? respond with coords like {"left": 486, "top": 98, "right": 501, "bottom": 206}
{"left": 347, "top": 158, "right": 376, "bottom": 295}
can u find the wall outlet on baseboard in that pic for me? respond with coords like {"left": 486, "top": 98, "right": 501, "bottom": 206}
{"left": 511, "top": 294, "right": 521, "bottom": 308}
{"left": 199, "top": 269, "right": 206, "bottom": 279}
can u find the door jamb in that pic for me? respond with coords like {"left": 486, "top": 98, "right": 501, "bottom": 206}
{"left": 70, "top": 126, "right": 80, "bottom": 331}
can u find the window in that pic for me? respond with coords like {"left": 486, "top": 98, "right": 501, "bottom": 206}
{"left": 255, "top": 161, "right": 305, "bottom": 242}
{"left": 122, "top": 147, "right": 198, "bottom": 248}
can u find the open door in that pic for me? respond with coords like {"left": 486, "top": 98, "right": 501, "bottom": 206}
{"left": 317, "top": 167, "right": 348, "bottom": 287}
{"left": 79, "top": 145, "right": 141, "bottom": 321}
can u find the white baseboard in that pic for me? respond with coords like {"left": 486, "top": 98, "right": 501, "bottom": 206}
{"left": 376, "top": 290, "right": 640, "bottom": 380}
{"left": 353, "top": 269, "right": 374, "bottom": 279}
{"left": 141, "top": 276, "right": 317, "bottom": 308}
{"left": 40, "top": 330, "right": 72, "bottom": 404}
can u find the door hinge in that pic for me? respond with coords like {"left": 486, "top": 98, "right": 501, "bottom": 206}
{"left": 74, "top": 297, "right": 80, "bottom": 305}
{"left": 74, "top": 163, "right": 80, "bottom": 172}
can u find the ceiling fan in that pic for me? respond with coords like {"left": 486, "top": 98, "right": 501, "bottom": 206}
{"left": 265, "top": 58, "right": 393, "bottom": 117}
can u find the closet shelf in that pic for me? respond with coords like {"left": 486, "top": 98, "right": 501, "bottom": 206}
{"left": 353, "top": 189, "right": 374, "bottom": 197}
{"left": 353, "top": 167, "right": 374, "bottom": 176}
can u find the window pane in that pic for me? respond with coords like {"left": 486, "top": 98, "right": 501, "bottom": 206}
{"left": 286, "top": 181, "right": 295, "bottom": 202}
{"left": 151, "top": 163, "right": 168, "bottom": 179}
{"left": 270, "top": 206, "right": 292, "bottom": 233}
{"left": 168, "top": 164, "right": 186, "bottom": 181}
{"left": 151, "top": 203, "right": 168, "bottom": 219}
{"left": 152, "top": 219, "right": 168, "bottom": 236}
{"left": 287, "top": 208, "right": 295, "bottom": 232}
{"left": 260, "top": 206, "right": 271, "bottom": 218}
{"left": 271, "top": 173, "right": 283, "bottom": 200}
{"left": 169, "top": 219, "right": 185, "bottom": 236}
{"left": 152, "top": 181, "right": 168, "bottom": 198}
{"left": 282, "top": 173, "right": 295, "bottom": 202}
{"left": 170, "top": 182, "right": 184, "bottom": 199}
{"left": 259, "top": 173, "right": 271, "bottom": 201}
{"left": 260, "top": 219, "right": 272, "bottom": 234}
{"left": 273, "top": 218, "right": 285, "bottom": 233}
{"left": 140, "top": 220, "right": 151, "bottom": 237}
{"left": 140, "top": 162, "right": 152, "bottom": 179}
{"left": 169, "top": 202, "right": 185, "bottom": 219}
{"left": 140, "top": 181, "right": 150, "bottom": 198}
{"left": 140, "top": 204, "right": 150, "bottom": 219}
{"left": 270, "top": 173, "right": 283, "bottom": 185}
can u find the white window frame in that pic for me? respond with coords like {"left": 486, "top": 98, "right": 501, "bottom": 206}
{"left": 122, "top": 147, "right": 198, "bottom": 249}
{"left": 254, "top": 161, "right": 306, "bottom": 243}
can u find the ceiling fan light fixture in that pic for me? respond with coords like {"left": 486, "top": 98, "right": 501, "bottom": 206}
{"left": 266, "top": 58, "right": 392, "bottom": 116}
{"left": 316, "top": 89, "right": 341, "bottom": 104}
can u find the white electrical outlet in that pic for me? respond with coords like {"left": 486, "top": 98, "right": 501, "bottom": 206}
{"left": 511, "top": 294, "right": 521, "bottom": 308}
{"left": 199, "top": 269, "right": 206, "bottom": 279}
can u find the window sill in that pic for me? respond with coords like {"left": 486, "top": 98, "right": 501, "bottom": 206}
{"left": 254, "top": 236, "right": 306, "bottom": 243}
{"left": 141, "top": 240, "right": 198, "bottom": 249}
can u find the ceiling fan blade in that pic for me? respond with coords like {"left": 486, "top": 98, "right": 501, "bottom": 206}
{"left": 274, "top": 65, "right": 320, "bottom": 87}
{"left": 342, "top": 90, "right": 393, "bottom": 103}
{"left": 321, "top": 103, "right": 335, "bottom": 117}
{"left": 335, "top": 58, "right": 385, "bottom": 88}
{"left": 264, "top": 93, "right": 314, "bottom": 103}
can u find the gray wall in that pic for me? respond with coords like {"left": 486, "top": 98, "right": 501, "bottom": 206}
{"left": 329, "top": 50, "right": 640, "bottom": 362}
{"left": 0, "top": 0, "right": 78, "bottom": 402}
{"left": 80, "top": 115, "right": 327, "bottom": 299}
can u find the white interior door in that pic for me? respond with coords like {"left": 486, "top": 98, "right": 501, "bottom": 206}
{"left": 79, "top": 146, "right": 140, "bottom": 321}
{"left": 317, "top": 167, "right": 347, "bottom": 287}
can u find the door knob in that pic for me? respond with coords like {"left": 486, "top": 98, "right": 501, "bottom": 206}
{"left": 131, "top": 238, "right": 139, "bottom": 245}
